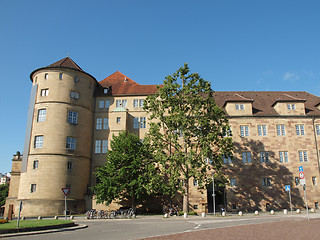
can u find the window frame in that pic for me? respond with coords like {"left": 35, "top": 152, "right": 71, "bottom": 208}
{"left": 257, "top": 125, "right": 267, "bottom": 136}
{"left": 260, "top": 151, "right": 269, "bottom": 163}
{"left": 37, "top": 109, "right": 47, "bottom": 122}
{"left": 34, "top": 135, "right": 44, "bottom": 148}
{"left": 279, "top": 151, "right": 288, "bottom": 163}
{"left": 276, "top": 124, "right": 286, "bottom": 136}
{"left": 66, "top": 137, "right": 76, "bottom": 150}
{"left": 240, "top": 125, "right": 249, "bottom": 137}
{"left": 68, "top": 111, "right": 78, "bottom": 124}
{"left": 242, "top": 152, "right": 252, "bottom": 163}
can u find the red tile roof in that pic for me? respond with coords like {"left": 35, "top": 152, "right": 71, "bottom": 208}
{"left": 99, "top": 71, "right": 160, "bottom": 96}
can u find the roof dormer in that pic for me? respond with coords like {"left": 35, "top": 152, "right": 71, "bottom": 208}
{"left": 272, "top": 94, "right": 306, "bottom": 115}
{"left": 223, "top": 94, "right": 254, "bottom": 116}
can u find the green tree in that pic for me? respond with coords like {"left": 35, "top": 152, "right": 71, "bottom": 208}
{"left": 144, "top": 64, "right": 233, "bottom": 212}
{"left": 0, "top": 183, "right": 9, "bottom": 206}
{"left": 93, "top": 131, "right": 166, "bottom": 210}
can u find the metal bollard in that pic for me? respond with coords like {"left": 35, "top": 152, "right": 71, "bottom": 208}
{"left": 238, "top": 211, "right": 243, "bottom": 216}
{"left": 296, "top": 209, "right": 301, "bottom": 214}
{"left": 201, "top": 212, "right": 206, "bottom": 217}
{"left": 164, "top": 213, "right": 168, "bottom": 218}
{"left": 284, "top": 209, "right": 288, "bottom": 215}
{"left": 38, "top": 216, "right": 42, "bottom": 220}
{"left": 184, "top": 213, "right": 188, "bottom": 218}
{"left": 254, "top": 211, "right": 259, "bottom": 215}
{"left": 270, "top": 210, "right": 275, "bottom": 215}
{"left": 222, "top": 211, "right": 226, "bottom": 217}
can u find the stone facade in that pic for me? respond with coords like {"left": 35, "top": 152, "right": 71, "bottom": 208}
{"left": 5, "top": 57, "right": 320, "bottom": 216}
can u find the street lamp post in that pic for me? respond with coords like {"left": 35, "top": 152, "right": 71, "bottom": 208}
{"left": 212, "top": 172, "right": 215, "bottom": 215}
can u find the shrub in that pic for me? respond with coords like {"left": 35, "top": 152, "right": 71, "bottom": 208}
{"left": 188, "top": 211, "right": 198, "bottom": 215}
{"left": 0, "top": 219, "right": 8, "bottom": 224}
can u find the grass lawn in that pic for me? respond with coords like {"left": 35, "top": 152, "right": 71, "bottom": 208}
{"left": 0, "top": 219, "right": 73, "bottom": 230}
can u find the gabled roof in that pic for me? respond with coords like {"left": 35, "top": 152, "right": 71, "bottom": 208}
{"left": 98, "top": 71, "right": 159, "bottom": 96}
{"left": 213, "top": 91, "right": 320, "bottom": 116}
{"left": 272, "top": 93, "right": 306, "bottom": 106}
{"left": 223, "top": 93, "right": 254, "bottom": 107}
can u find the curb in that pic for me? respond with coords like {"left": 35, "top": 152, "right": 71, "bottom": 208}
{"left": 0, "top": 224, "right": 87, "bottom": 238}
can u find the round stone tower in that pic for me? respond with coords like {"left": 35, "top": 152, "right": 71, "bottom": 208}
{"left": 17, "top": 57, "right": 97, "bottom": 216}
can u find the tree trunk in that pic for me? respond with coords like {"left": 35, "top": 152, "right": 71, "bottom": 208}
{"left": 183, "top": 179, "right": 189, "bottom": 213}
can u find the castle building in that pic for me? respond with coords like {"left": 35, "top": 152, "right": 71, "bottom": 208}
{"left": 5, "top": 57, "right": 320, "bottom": 216}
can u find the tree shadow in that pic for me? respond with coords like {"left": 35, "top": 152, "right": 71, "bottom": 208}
{"left": 223, "top": 138, "right": 305, "bottom": 212}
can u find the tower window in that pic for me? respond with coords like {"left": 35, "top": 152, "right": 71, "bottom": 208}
{"left": 33, "top": 160, "right": 39, "bottom": 169}
{"left": 34, "top": 136, "right": 44, "bottom": 148}
{"left": 44, "top": 73, "right": 48, "bottom": 79}
{"left": 66, "top": 137, "right": 76, "bottom": 150}
{"left": 59, "top": 73, "right": 63, "bottom": 80}
{"left": 74, "top": 76, "right": 79, "bottom": 83}
{"left": 67, "top": 161, "right": 73, "bottom": 170}
{"left": 70, "top": 91, "right": 79, "bottom": 99}
{"left": 68, "top": 111, "right": 78, "bottom": 124}
{"left": 31, "top": 184, "right": 36, "bottom": 193}
{"left": 37, "top": 109, "right": 47, "bottom": 122}
{"left": 116, "top": 117, "right": 121, "bottom": 123}
{"left": 40, "top": 89, "right": 49, "bottom": 97}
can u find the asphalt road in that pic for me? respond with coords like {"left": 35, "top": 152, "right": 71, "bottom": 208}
{"left": 4, "top": 213, "right": 319, "bottom": 240}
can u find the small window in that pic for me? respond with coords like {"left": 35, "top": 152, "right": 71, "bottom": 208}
{"left": 296, "top": 125, "right": 305, "bottom": 136}
{"left": 104, "top": 88, "right": 108, "bottom": 94}
{"left": 116, "top": 117, "right": 121, "bottom": 123}
{"left": 279, "top": 151, "right": 288, "bottom": 163}
{"left": 140, "top": 117, "right": 146, "bottom": 128}
{"left": 70, "top": 91, "right": 79, "bottom": 99}
{"left": 35, "top": 76, "right": 38, "bottom": 83}
{"left": 44, "top": 73, "right": 48, "bottom": 79}
{"left": 260, "top": 152, "right": 269, "bottom": 163}
{"left": 262, "top": 178, "right": 272, "bottom": 187}
{"left": 66, "top": 137, "right": 76, "bottom": 150}
{"left": 33, "top": 160, "right": 39, "bottom": 169}
{"left": 223, "top": 156, "right": 232, "bottom": 164}
{"left": 31, "top": 184, "right": 36, "bottom": 193}
{"left": 68, "top": 111, "right": 78, "bottom": 124}
{"left": 298, "top": 151, "right": 308, "bottom": 162}
{"left": 230, "top": 178, "right": 237, "bottom": 187}
{"left": 102, "top": 140, "right": 108, "bottom": 153}
{"left": 242, "top": 152, "right": 251, "bottom": 163}
{"left": 257, "top": 125, "right": 267, "bottom": 136}
{"left": 99, "top": 101, "right": 104, "bottom": 108}
{"left": 133, "top": 99, "right": 139, "bottom": 108}
{"left": 95, "top": 140, "right": 101, "bottom": 154}
{"left": 312, "top": 177, "right": 317, "bottom": 186}
{"left": 276, "top": 124, "right": 286, "bottom": 136}
{"left": 116, "top": 100, "right": 127, "bottom": 108}
{"left": 139, "top": 99, "right": 144, "bottom": 108}
{"left": 193, "top": 205, "right": 198, "bottom": 210}
{"left": 96, "top": 118, "right": 102, "bottom": 130}
{"left": 34, "top": 135, "right": 43, "bottom": 148}
{"left": 315, "top": 202, "right": 319, "bottom": 209}
{"left": 235, "top": 104, "right": 244, "bottom": 110}
{"left": 105, "top": 101, "right": 110, "bottom": 108}
{"left": 74, "top": 76, "right": 79, "bottom": 83}
{"left": 193, "top": 179, "right": 198, "bottom": 186}
{"left": 287, "top": 104, "right": 296, "bottom": 110}
{"left": 59, "top": 73, "right": 63, "bottom": 80}
{"left": 37, "top": 109, "right": 47, "bottom": 122}
{"left": 316, "top": 125, "right": 320, "bottom": 135}
{"left": 103, "top": 118, "right": 109, "bottom": 130}
{"left": 67, "top": 161, "right": 73, "bottom": 170}
{"left": 240, "top": 125, "right": 249, "bottom": 137}
{"left": 40, "top": 89, "right": 49, "bottom": 96}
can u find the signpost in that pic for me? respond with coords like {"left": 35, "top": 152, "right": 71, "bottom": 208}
{"left": 298, "top": 166, "right": 310, "bottom": 220}
{"left": 62, "top": 188, "right": 70, "bottom": 220}
{"left": 285, "top": 185, "right": 292, "bottom": 214}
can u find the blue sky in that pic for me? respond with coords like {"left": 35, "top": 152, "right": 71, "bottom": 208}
{"left": 0, "top": 0, "right": 319, "bottom": 174}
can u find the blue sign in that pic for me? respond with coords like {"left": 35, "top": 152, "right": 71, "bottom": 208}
{"left": 299, "top": 166, "right": 303, "bottom": 172}
{"left": 285, "top": 185, "right": 291, "bottom": 191}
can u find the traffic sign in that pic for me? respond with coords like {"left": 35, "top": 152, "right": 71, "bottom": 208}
{"left": 300, "top": 178, "right": 306, "bottom": 185}
{"left": 62, "top": 188, "right": 70, "bottom": 196}
{"left": 299, "top": 172, "right": 305, "bottom": 179}
{"left": 285, "top": 185, "right": 291, "bottom": 191}
{"left": 299, "top": 166, "right": 304, "bottom": 172}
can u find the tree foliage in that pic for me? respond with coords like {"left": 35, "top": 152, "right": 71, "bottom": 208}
{"left": 93, "top": 131, "right": 166, "bottom": 209}
{"left": 144, "top": 64, "right": 233, "bottom": 212}
{"left": 0, "top": 183, "right": 9, "bottom": 206}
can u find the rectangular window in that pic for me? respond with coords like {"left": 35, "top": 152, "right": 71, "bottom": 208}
{"left": 139, "top": 99, "right": 144, "bottom": 107}
{"left": 240, "top": 125, "right": 249, "bottom": 137}
{"left": 116, "top": 99, "right": 127, "bottom": 108}
{"left": 316, "top": 125, "right": 320, "bottom": 135}
{"left": 276, "top": 124, "right": 286, "bottom": 136}
{"left": 95, "top": 140, "right": 101, "bottom": 154}
{"left": 31, "top": 184, "right": 36, "bottom": 193}
{"left": 299, "top": 151, "right": 308, "bottom": 162}
{"left": 40, "top": 89, "right": 49, "bottom": 96}
{"left": 235, "top": 104, "right": 244, "bottom": 110}
{"left": 260, "top": 152, "right": 269, "bottom": 163}
{"left": 230, "top": 178, "right": 237, "bottom": 187}
{"left": 295, "top": 177, "right": 300, "bottom": 186}
{"left": 33, "top": 160, "right": 39, "bottom": 169}
{"left": 257, "top": 125, "right": 267, "bottom": 136}
{"left": 262, "top": 178, "right": 272, "bottom": 187}
{"left": 68, "top": 111, "right": 78, "bottom": 124}
{"left": 140, "top": 117, "right": 146, "bottom": 128}
{"left": 44, "top": 73, "right": 48, "bottom": 79}
{"left": 133, "top": 99, "right": 139, "bottom": 108}
{"left": 122, "top": 100, "right": 127, "bottom": 107}
{"left": 99, "top": 101, "right": 104, "bottom": 108}
{"left": 193, "top": 179, "right": 198, "bottom": 186}
{"left": 133, "top": 118, "right": 139, "bottom": 129}
{"left": 74, "top": 76, "right": 79, "bottom": 83}
{"left": 103, "top": 118, "right": 109, "bottom": 130}
{"left": 37, "top": 109, "right": 47, "bottom": 122}
{"left": 279, "top": 151, "right": 288, "bottom": 163}
{"left": 193, "top": 205, "right": 198, "bottom": 210}
{"left": 59, "top": 73, "right": 63, "bottom": 80}
{"left": 70, "top": 91, "right": 79, "bottom": 99}
{"left": 296, "top": 125, "right": 305, "bottom": 136}
{"left": 96, "top": 118, "right": 102, "bottom": 130}
{"left": 287, "top": 104, "right": 296, "bottom": 110}
{"left": 312, "top": 177, "right": 317, "bottom": 186}
{"left": 105, "top": 101, "right": 110, "bottom": 108}
{"left": 67, "top": 161, "right": 73, "bottom": 170}
{"left": 102, "top": 140, "right": 108, "bottom": 153}
{"left": 34, "top": 135, "right": 43, "bottom": 148}
{"left": 116, "top": 100, "right": 121, "bottom": 107}
{"left": 223, "top": 156, "right": 232, "bottom": 164}
{"left": 66, "top": 137, "right": 76, "bottom": 150}
{"left": 242, "top": 152, "right": 251, "bottom": 163}
{"left": 116, "top": 117, "right": 121, "bottom": 123}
